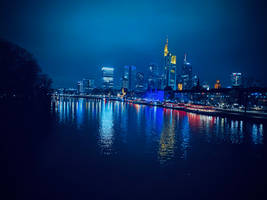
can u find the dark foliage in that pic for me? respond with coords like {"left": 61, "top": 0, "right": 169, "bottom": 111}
{"left": 0, "top": 39, "right": 52, "bottom": 101}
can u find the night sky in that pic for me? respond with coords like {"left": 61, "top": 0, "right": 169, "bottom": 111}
{"left": 1, "top": 0, "right": 266, "bottom": 88}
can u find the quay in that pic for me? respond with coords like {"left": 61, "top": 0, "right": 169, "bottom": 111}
{"left": 52, "top": 94, "right": 267, "bottom": 120}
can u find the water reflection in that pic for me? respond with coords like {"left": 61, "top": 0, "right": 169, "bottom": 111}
{"left": 180, "top": 114, "right": 190, "bottom": 159}
{"left": 76, "top": 98, "right": 84, "bottom": 128}
{"left": 252, "top": 124, "right": 263, "bottom": 144}
{"left": 99, "top": 101, "right": 114, "bottom": 155}
{"left": 158, "top": 110, "right": 176, "bottom": 164}
{"left": 52, "top": 98, "right": 265, "bottom": 164}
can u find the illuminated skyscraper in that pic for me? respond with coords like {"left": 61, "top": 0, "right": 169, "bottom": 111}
{"left": 135, "top": 72, "right": 146, "bottom": 93}
{"left": 83, "top": 79, "right": 95, "bottom": 93}
{"left": 214, "top": 80, "right": 221, "bottom": 89}
{"left": 122, "top": 66, "right": 129, "bottom": 89}
{"left": 163, "top": 37, "right": 176, "bottom": 90}
{"left": 231, "top": 73, "right": 242, "bottom": 87}
{"left": 77, "top": 81, "right": 83, "bottom": 93}
{"left": 122, "top": 65, "right": 136, "bottom": 90}
{"left": 180, "top": 53, "right": 192, "bottom": 90}
{"left": 148, "top": 63, "right": 162, "bottom": 89}
{"left": 89, "top": 79, "right": 95, "bottom": 89}
{"left": 122, "top": 77, "right": 128, "bottom": 89}
{"left": 177, "top": 83, "right": 183, "bottom": 91}
{"left": 192, "top": 75, "right": 199, "bottom": 88}
{"left": 102, "top": 67, "right": 114, "bottom": 89}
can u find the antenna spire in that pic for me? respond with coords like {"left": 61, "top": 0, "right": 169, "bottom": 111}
{"left": 164, "top": 36, "right": 169, "bottom": 57}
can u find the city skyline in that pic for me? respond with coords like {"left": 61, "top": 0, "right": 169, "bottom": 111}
{"left": 1, "top": 0, "right": 266, "bottom": 88}
{"left": 71, "top": 38, "right": 258, "bottom": 92}
{"left": 1, "top": 1, "right": 267, "bottom": 199}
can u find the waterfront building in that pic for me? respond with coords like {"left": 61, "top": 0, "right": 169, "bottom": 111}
{"left": 144, "top": 89, "right": 164, "bottom": 101}
{"left": 102, "top": 67, "right": 114, "bottom": 89}
{"left": 163, "top": 37, "right": 177, "bottom": 90}
{"left": 148, "top": 63, "right": 162, "bottom": 89}
{"left": 214, "top": 80, "right": 221, "bottom": 89}
{"left": 122, "top": 77, "right": 128, "bottom": 89}
{"left": 177, "top": 83, "right": 183, "bottom": 91}
{"left": 64, "top": 88, "right": 77, "bottom": 95}
{"left": 180, "top": 53, "right": 193, "bottom": 90}
{"left": 122, "top": 66, "right": 129, "bottom": 89}
{"left": 77, "top": 81, "right": 83, "bottom": 93}
{"left": 231, "top": 73, "right": 242, "bottom": 87}
{"left": 202, "top": 82, "right": 210, "bottom": 90}
{"left": 122, "top": 65, "right": 136, "bottom": 91}
{"left": 89, "top": 79, "right": 95, "bottom": 89}
{"left": 135, "top": 72, "right": 146, "bottom": 93}
{"left": 57, "top": 88, "right": 64, "bottom": 95}
{"left": 83, "top": 79, "right": 89, "bottom": 93}
{"left": 82, "top": 79, "right": 95, "bottom": 93}
{"left": 159, "top": 75, "right": 165, "bottom": 90}
{"left": 192, "top": 75, "right": 199, "bottom": 88}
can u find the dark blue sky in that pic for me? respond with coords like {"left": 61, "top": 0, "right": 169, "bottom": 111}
{"left": 1, "top": 0, "right": 266, "bottom": 88}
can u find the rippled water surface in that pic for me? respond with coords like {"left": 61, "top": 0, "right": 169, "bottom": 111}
{"left": 54, "top": 98, "right": 264, "bottom": 159}
{"left": 2, "top": 97, "right": 267, "bottom": 200}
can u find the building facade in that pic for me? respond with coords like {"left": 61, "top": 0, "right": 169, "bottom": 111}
{"left": 163, "top": 37, "right": 177, "bottom": 90}
{"left": 77, "top": 81, "right": 83, "bottom": 93}
{"left": 192, "top": 75, "right": 199, "bottom": 88}
{"left": 214, "top": 80, "right": 221, "bottom": 89}
{"left": 135, "top": 72, "right": 146, "bottom": 93}
{"left": 82, "top": 79, "right": 95, "bottom": 93}
{"left": 102, "top": 67, "right": 114, "bottom": 89}
{"left": 122, "top": 65, "right": 136, "bottom": 91}
{"left": 148, "top": 63, "right": 162, "bottom": 89}
{"left": 231, "top": 73, "right": 242, "bottom": 87}
{"left": 180, "top": 54, "right": 193, "bottom": 90}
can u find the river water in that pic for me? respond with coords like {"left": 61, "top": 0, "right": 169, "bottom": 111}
{"left": 2, "top": 97, "right": 267, "bottom": 199}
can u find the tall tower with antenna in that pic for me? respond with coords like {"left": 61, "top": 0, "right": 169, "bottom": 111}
{"left": 163, "top": 36, "right": 176, "bottom": 90}
{"left": 180, "top": 53, "right": 193, "bottom": 90}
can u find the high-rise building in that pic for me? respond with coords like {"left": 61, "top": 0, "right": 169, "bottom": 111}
{"left": 102, "top": 67, "right": 114, "bottom": 89}
{"left": 135, "top": 72, "right": 146, "bottom": 93}
{"left": 202, "top": 82, "right": 210, "bottom": 90}
{"left": 231, "top": 73, "right": 242, "bottom": 87}
{"left": 214, "top": 80, "right": 221, "bottom": 89}
{"left": 77, "top": 81, "right": 83, "bottom": 93}
{"left": 83, "top": 79, "right": 89, "bottom": 90}
{"left": 163, "top": 37, "right": 176, "bottom": 90}
{"left": 148, "top": 63, "right": 161, "bottom": 89}
{"left": 122, "top": 77, "right": 128, "bottom": 89}
{"left": 122, "top": 65, "right": 136, "bottom": 90}
{"left": 180, "top": 53, "right": 192, "bottom": 90}
{"left": 89, "top": 79, "right": 95, "bottom": 89}
{"left": 122, "top": 66, "right": 129, "bottom": 89}
{"left": 82, "top": 79, "right": 95, "bottom": 93}
{"left": 192, "top": 75, "right": 199, "bottom": 88}
{"left": 177, "top": 83, "right": 183, "bottom": 91}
